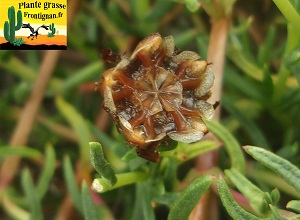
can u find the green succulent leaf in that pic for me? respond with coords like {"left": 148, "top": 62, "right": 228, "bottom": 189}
{"left": 257, "top": 27, "right": 276, "bottom": 66}
{"left": 272, "top": 0, "right": 300, "bottom": 33}
{"left": 269, "top": 205, "right": 286, "bottom": 220}
{"left": 225, "top": 168, "right": 271, "bottom": 216}
{"left": 153, "top": 192, "right": 180, "bottom": 207}
{"left": 288, "top": 215, "right": 300, "bottom": 220}
{"left": 168, "top": 174, "right": 213, "bottom": 220}
{"left": 129, "top": 0, "right": 149, "bottom": 22}
{"left": 36, "top": 144, "right": 56, "bottom": 199}
{"left": 287, "top": 200, "right": 300, "bottom": 213}
{"left": 163, "top": 158, "right": 178, "bottom": 191}
{"left": 56, "top": 96, "right": 92, "bottom": 165}
{"left": 184, "top": 140, "right": 220, "bottom": 160}
{"left": 285, "top": 44, "right": 300, "bottom": 86}
{"left": 270, "top": 188, "right": 280, "bottom": 205}
{"left": 21, "top": 168, "right": 43, "bottom": 220}
{"left": 2, "top": 194, "right": 30, "bottom": 220}
{"left": 140, "top": 182, "right": 156, "bottom": 220}
{"left": 0, "top": 146, "right": 42, "bottom": 160}
{"left": 217, "top": 176, "right": 261, "bottom": 220}
{"left": 63, "top": 155, "right": 83, "bottom": 213}
{"left": 184, "top": 0, "right": 200, "bottom": 12}
{"left": 81, "top": 181, "right": 98, "bottom": 220}
{"left": 121, "top": 147, "right": 138, "bottom": 162}
{"left": 244, "top": 146, "right": 300, "bottom": 193}
{"left": 63, "top": 62, "right": 102, "bottom": 93}
{"left": 92, "top": 171, "right": 147, "bottom": 193}
{"left": 222, "top": 96, "right": 269, "bottom": 148}
{"left": 89, "top": 142, "right": 117, "bottom": 186}
{"left": 131, "top": 181, "right": 156, "bottom": 220}
{"left": 204, "top": 119, "right": 245, "bottom": 173}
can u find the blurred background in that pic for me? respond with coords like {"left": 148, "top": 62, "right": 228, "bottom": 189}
{"left": 0, "top": 0, "right": 299, "bottom": 219}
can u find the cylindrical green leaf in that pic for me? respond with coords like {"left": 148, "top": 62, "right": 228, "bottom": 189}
{"left": 270, "top": 188, "right": 280, "bottom": 205}
{"left": 285, "top": 45, "right": 300, "bottom": 66}
{"left": 184, "top": 140, "right": 220, "bottom": 160}
{"left": 287, "top": 200, "right": 300, "bottom": 213}
{"left": 0, "top": 146, "right": 42, "bottom": 159}
{"left": 222, "top": 96, "right": 269, "bottom": 148}
{"left": 153, "top": 192, "right": 180, "bottom": 207}
{"left": 139, "top": 182, "right": 156, "bottom": 220}
{"left": 89, "top": 142, "right": 117, "bottom": 186}
{"left": 269, "top": 205, "right": 286, "bottom": 220}
{"left": 21, "top": 168, "right": 43, "bottom": 220}
{"left": 163, "top": 158, "right": 177, "bottom": 192}
{"left": 81, "top": 181, "right": 98, "bottom": 220}
{"left": 287, "top": 215, "right": 300, "bottom": 220}
{"left": 272, "top": 0, "right": 300, "bottom": 33}
{"left": 204, "top": 119, "right": 245, "bottom": 173}
{"left": 168, "top": 175, "right": 213, "bottom": 220}
{"left": 62, "top": 62, "right": 102, "bottom": 93}
{"left": 56, "top": 96, "right": 92, "bottom": 166}
{"left": 63, "top": 155, "right": 83, "bottom": 213}
{"left": 225, "top": 168, "right": 271, "bottom": 215}
{"left": 36, "top": 144, "right": 56, "bottom": 199}
{"left": 129, "top": 0, "right": 149, "bottom": 22}
{"left": 2, "top": 194, "right": 30, "bottom": 220}
{"left": 217, "top": 176, "right": 261, "bottom": 220}
{"left": 184, "top": 0, "right": 200, "bottom": 12}
{"left": 92, "top": 171, "right": 147, "bottom": 193}
{"left": 131, "top": 181, "right": 156, "bottom": 220}
{"left": 244, "top": 146, "right": 300, "bottom": 193}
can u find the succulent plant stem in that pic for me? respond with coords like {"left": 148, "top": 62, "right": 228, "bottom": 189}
{"left": 207, "top": 17, "right": 231, "bottom": 121}
{"left": 191, "top": 16, "right": 231, "bottom": 220}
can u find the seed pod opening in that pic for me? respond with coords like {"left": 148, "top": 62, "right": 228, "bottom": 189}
{"left": 99, "top": 33, "right": 215, "bottom": 162}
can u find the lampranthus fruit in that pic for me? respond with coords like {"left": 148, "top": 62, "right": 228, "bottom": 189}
{"left": 99, "top": 33, "right": 215, "bottom": 163}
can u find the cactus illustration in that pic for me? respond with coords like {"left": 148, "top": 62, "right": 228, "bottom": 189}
{"left": 3, "top": 6, "right": 23, "bottom": 44}
{"left": 48, "top": 23, "right": 56, "bottom": 37}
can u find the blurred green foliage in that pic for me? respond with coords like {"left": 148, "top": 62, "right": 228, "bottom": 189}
{"left": 0, "top": 0, "right": 300, "bottom": 219}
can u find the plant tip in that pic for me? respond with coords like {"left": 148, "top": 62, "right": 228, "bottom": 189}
{"left": 91, "top": 179, "right": 104, "bottom": 193}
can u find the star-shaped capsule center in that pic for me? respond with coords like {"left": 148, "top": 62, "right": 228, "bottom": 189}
{"left": 134, "top": 67, "right": 183, "bottom": 115}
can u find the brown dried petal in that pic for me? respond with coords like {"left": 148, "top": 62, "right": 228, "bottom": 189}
{"left": 185, "top": 60, "right": 208, "bottom": 78}
{"left": 118, "top": 115, "right": 146, "bottom": 147}
{"left": 130, "top": 33, "right": 162, "bottom": 59}
{"left": 168, "top": 117, "right": 207, "bottom": 143}
{"left": 145, "top": 132, "right": 167, "bottom": 143}
{"left": 195, "top": 67, "right": 214, "bottom": 97}
{"left": 103, "top": 87, "right": 116, "bottom": 114}
{"left": 171, "top": 51, "right": 201, "bottom": 63}
{"left": 168, "top": 130, "right": 204, "bottom": 143}
{"left": 196, "top": 100, "right": 214, "bottom": 120}
{"left": 164, "top": 36, "right": 175, "bottom": 57}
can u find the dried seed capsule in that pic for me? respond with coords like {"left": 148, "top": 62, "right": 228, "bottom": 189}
{"left": 99, "top": 33, "right": 215, "bottom": 162}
